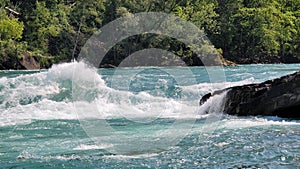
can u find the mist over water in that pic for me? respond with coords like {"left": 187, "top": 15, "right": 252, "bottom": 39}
{"left": 0, "top": 62, "right": 299, "bottom": 168}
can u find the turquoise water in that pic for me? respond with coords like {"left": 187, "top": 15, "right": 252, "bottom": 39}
{"left": 0, "top": 62, "right": 299, "bottom": 168}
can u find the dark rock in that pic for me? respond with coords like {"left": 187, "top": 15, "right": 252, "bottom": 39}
{"left": 100, "top": 64, "right": 117, "bottom": 68}
{"left": 19, "top": 51, "right": 40, "bottom": 70}
{"left": 200, "top": 71, "right": 300, "bottom": 118}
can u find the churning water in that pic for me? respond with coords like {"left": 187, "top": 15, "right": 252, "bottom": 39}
{"left": 0, "top": 62, "right": 299, "bottom": 168}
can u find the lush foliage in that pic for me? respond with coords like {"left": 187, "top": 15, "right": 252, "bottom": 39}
{"left": 0, "top": 0, "right": 299, "bottom": 69}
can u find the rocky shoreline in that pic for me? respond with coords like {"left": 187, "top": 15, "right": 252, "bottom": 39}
{"left": 200, "top": 71, "right": 300, "bottom": 118}
{"left": 0, "top": 52, "right": 238, "bottom": 70}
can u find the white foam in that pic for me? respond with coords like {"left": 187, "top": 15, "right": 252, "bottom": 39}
{"left": 214, "top": 142, "right": 230, "bottom": 147}
{"left": 103, "top": 153, "right": 159, "bottom": 159}
{"left": 0, "top": 61, "right": 199, "bottom": 126}
{"left": 0, "top": 99, "right": 75, "bottom": 126}
{"left": 1, "top": 62, "right": 299, "bottom": 127}
{"left": 179, "top": 77, "right": 256, "bottom": 95}
{"left": 17, "top": 152, "right": 83, "bottom": 161}
{"left": 0, "top": 62, "right": 105, "bottom": 125}
{"left": 73, "top": 144, "right": 113, "bottom": 150}
{"left": 197, "top": 91, "right": 228, "bottom": 115}
{"left": 0, "top": 77, "right": 8, "bottom": 84}
{"left": 218, "top": 117, "right": 300, "bottom": 129}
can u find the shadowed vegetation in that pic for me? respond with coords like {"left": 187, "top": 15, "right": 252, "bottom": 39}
{"left": 0, "top": 0, "right": 299, "bottom": 69}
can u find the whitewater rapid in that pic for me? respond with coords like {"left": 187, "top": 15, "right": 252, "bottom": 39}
{"left": 0, "top": 61, "right": 298, "bottom": 127}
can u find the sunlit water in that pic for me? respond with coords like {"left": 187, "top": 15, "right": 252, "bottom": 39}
{"left": 0, "top": 62, "right": 299, "bottom": 168}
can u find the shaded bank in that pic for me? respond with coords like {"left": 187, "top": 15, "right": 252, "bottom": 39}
{"left": 1, "top": 0, "right": 300, "bottom": 70}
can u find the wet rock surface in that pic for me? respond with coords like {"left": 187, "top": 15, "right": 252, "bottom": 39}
{"left": 200, "top": 71, "right": 300, "bottom": 118}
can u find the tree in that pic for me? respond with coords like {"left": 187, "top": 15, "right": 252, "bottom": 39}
{"left": 213, "top": 0, "right": 299, "bottom": 63}
{"left": 173, "top": 0, "right": 219, "bottom": 33}
{"left": 0, "top": 12, "right": 23, "bottom": 40}
{"left": 213, "top": 0, "right": 244, "bottom": 60}
{"left": 23, "top": 1, "right": 59, "bottom": 52}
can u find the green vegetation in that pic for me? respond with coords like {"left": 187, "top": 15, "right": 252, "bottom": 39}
{"left": 0, "top": 0, "right": 299, "bottom": 69}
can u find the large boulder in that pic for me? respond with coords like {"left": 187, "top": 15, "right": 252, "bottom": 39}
{"left": 19, "top": 52, "right": 40, "bottom": 70}
{"left": 200, "top": 71, "right": 300, "bottom": 118}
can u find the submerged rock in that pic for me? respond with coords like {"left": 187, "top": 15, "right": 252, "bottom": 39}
{"left": 200, "top": 71, "right": 300, "bottom": 118}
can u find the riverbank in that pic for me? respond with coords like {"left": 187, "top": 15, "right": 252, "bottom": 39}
{"left": 1, "top": 0, "right": 299, "bottom": 70}
{"left": 2, "top": 50, "right": 300, "bottom": 70}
